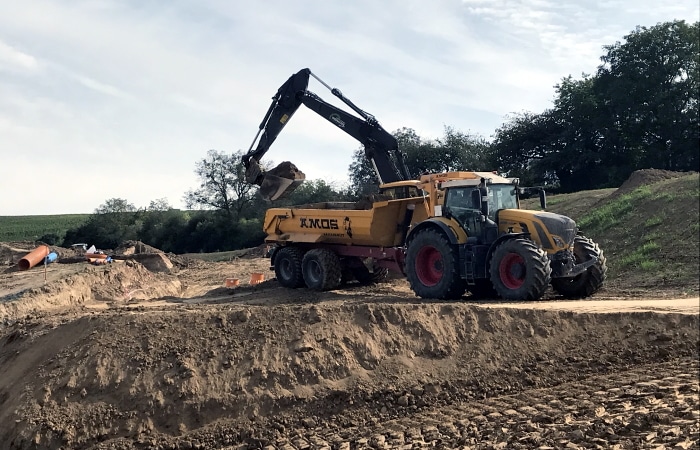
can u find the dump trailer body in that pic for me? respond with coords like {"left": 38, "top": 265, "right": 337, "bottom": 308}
{"left": 263, "top": 197, "right": 424, "bottom": 247}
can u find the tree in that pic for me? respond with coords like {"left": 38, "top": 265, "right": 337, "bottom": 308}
{"left": 491, "top": 111, "right": 560, "bottom": 188}
{"left": 184, "top": 150, "right": 258, "bottom": 219}
{"left": 490, "top": 20, "right": 699, "bottom": 192}
{"left": 437, "top": 126, "right": 493, "bottom": 171}
{"left": 348, "top": 127, "right": 491, "bottom": 195}
{"left": 62, "top": 198, "right": 140, "bottom": 249}
{"left": 597, "top": 20, "right": 699, "bottom": 173}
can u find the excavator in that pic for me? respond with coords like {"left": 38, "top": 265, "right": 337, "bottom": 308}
{"left": 242, "top": 68, "right": 607, "bottom": 301}
{"left": 242, "top": 68, "right": 410, "bottom": 201}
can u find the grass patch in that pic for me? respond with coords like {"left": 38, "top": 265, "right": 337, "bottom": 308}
{"left": 644, "top": 216, "right": 663, "bottom": 227}
{"left": 578, "top": 186, "right": 654, "bottom": 232}
{"left": 618, "top": 241, "right": 661, "bottom": 271}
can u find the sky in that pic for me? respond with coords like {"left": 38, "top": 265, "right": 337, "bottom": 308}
{"left": 1, "top": 0, "right": 698, "bottom": 216}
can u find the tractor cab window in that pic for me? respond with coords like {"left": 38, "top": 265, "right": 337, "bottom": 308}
{"left": 487, "top": 184, "right": 519, "bottom": 219}
{"left": 444, "top": 187, "right": 480, "bottom": 235}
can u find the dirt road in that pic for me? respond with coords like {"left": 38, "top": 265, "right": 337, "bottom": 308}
{"left": 0, "top": 251, "right": 698, "bottom": 450}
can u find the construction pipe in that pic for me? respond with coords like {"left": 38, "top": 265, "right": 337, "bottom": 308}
{"left": 18, "top": 245, "right": 50, "bottom": 271}
{"left": 46, "top": 252, "right": 58, "bottom": 263}
{"left": 85, "top": 253, "right": 108, "bottom": 260}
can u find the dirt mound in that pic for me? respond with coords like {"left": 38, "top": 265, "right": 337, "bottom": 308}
{"left": 0, "top": 302, "right": 696, "bottom": 449}
{"left": 0, "top": 261, "right": 183, "bottom": 324}
{"left": 0, "top": 243, "right": 29, "bottom": 266}
{"left": 610, "top": 168, "right": 687, "bottom": 199}
{"left": 115, "top": 240, "right": 163, "bottom": 255}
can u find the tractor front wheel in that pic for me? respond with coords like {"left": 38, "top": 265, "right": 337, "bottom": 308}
{"left": 489, "top": 238, "right": 551, "bottom": 301}
{"left": 551, "top": 235, "right": 607, "bottom": 298}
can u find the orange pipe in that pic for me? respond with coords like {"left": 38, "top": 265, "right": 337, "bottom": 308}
{"left": 250, "top": 272, "right": 265, "bottom": 284}
{"left": 225, "top": 278, "right": 240, "bottom": 288}
{"left": 18, "top": 245, "right": 50, "bottom": 271}
{"left": 85, "top": 253, "right": 108, "bottom": 260}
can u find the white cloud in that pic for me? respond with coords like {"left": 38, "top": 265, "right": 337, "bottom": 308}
{"left": 0, "top": 39, "right": 39, "bottom": 71}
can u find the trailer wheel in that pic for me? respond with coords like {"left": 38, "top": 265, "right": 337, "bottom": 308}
{"left": 274, "top": 247, "right": 305, "bottom": 288}
{"left": 551, "top": 235, "right": 607, "bottom": 298}
{"left": 406, "top": 229, "right": 465, "bottom": 299}
{"left": 302, "top": 249, "right": 342, "bottom": 291}
{"left": 489, "top": 238, "right": 551, "bottom": 301}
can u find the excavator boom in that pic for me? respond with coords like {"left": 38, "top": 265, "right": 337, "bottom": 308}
{"left": 243, "top": 68, "right": 410, "bottom": 201}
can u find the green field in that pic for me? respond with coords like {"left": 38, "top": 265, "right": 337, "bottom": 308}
{"left": 0, "top": 214, "right": 89, "bottom": 243}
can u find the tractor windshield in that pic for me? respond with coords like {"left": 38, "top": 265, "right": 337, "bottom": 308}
{"left": 487, "top": 184, "right": 519, "bottom": 217}
{"left": 444, "top": 184, "right": 519, "bottom": 223}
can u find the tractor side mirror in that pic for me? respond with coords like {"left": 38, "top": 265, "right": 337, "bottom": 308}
{"left": 479, "top": 187, "right": 490, "bottom": 218}
{"left": 471, "top": 189, "right": 482, "bottom": 210}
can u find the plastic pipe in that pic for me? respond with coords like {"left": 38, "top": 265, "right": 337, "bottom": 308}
{"left": 18, "top": 245, "right": 50, "bottom": 271}
{"left": 45, "top": 252, "right": 58, "bottom": 263}
{"left": 250, "top": 272, "right": 265, "bottom": 284}
{"left": 85, "top": 253, "right": 108, "bottom": 260}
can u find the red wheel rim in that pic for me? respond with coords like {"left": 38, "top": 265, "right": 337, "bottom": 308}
{"left": 499, "top": 253, "right": 525, "bottom": 289}
{"left": 415, "top": 246, "right": 443, "bottom": 287}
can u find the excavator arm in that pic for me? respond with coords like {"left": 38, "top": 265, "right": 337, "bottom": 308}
{"left": 243, "top": 68, "right": 410, "bottom": 201}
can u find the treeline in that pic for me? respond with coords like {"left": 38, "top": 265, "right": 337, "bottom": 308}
{"left": 492, "top": 21, "right": 698, "bottom": 192}
{"left": 61, "top": 20, "right": 698, "bottom": 253}
{"left": 61, "top": 178, "right": 349, "bottom": 253}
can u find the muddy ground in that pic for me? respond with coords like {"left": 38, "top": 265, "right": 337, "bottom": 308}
{"left": 0, "top": 242, "right": 698, "bottom": 450}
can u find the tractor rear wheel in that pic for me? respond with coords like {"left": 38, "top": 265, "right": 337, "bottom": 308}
{"left": 406, "top": 229, "right": 465, "bottom": 299}
{"left": 274, "top": 247, "right": 305, "bottom": 288}
{"left": 302, "top": 248, "right": 342, "bottom": 291}
{"left": 551, "top": 235, "right": 607, "bottom": 298}
{"left": 489, "top": 238, "right": 551, "bottom": 301}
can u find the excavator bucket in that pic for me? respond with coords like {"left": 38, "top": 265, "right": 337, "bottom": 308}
{"left": 258, "top": 161, "right": 306, "bottom": 201}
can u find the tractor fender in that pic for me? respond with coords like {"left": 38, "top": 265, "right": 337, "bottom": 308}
{"left": 406, "top": 218, "right": 467, "bottom": 245}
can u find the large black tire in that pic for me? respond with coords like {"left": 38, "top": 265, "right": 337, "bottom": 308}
{"left": 406, "top": 229, "right": 465, "bottom": 300}
{"left": 489, "top": 238, "right": 551, "bottom": 301}
{"left": 302, "top": 249, "right": 342, "bottom": 291}
{"left": 551, "top": 235, "right": 607, "bottom": 298}
{"left": 274, "top": 247, "right": 305, "bottom": 288}
{"left": 467, "top": 279, "right": 498, "bottom": 299}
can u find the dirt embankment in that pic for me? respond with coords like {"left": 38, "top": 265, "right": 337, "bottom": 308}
{"left": 0, "top": 294, "right": 698, "bottom": 449}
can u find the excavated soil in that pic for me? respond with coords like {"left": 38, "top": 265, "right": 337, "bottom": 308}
{"left": 0, "top": 239, "right": 698, "bottom": 450}
{"left": 606, "top": 169, "right": 687, "bottom": 200}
